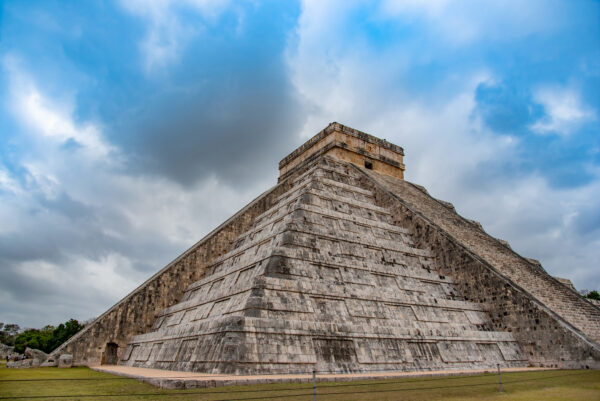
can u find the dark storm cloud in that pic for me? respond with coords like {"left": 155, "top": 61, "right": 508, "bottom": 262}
{"left": 0, "top": 188, "right": 186, "bottom": 326}
{"left": 126, "top": 73, "right": 303, "bottom": 187}
{"left": 0, "top": 260, "right": 117, "bottom": 328}
{"left": 38, "top": 192, "right": 96, "bottom": 222}
{"left": 0, "top": 187, "right": 181, "bottom": 274}
{"left": 113, "top": 3, "right": 306, "bottom": 188}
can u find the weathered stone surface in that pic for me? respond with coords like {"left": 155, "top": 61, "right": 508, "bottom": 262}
{"left": 41, "top": 356, "right": 59, "bottom": 367}
{"left": 279, "top": 122, "right": 405, "bottom": 181}
{"left": 25, "top": 347, "right": 48, "bottom": 362}
{"left": 51, "top": 122, "right": 599, "bottom": 373}
{"left": 7, "top": 359, "right": 32, "bottom": 368}
{"left": 58, "top": 354, "right": 73, "bottom": 368}
{"left": 554, "top": 277, "right": 576, "bottom": 291}
{"left": 358, "top": 165, "right": 600, "bottom": 368}
{"left": 121, "top": 158, "right": 527, "bottom": 374}
{"left": 0, "top": 343, "right": 13, "bottom": 359}
{"left": 496, "top": 239, "right": 511, "bottom": 249}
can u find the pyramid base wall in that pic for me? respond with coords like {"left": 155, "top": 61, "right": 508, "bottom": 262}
{"left": 121, "top": 316, "right": 528, "bottom": 375}
{"left": 356, "top": 166, "right": 600, "bottom": 369}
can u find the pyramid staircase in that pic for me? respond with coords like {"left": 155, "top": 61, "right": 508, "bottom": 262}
{"left": 120, "top": 157, "right": 527, "bottom": 374}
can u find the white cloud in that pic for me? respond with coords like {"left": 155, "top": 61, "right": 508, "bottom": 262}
{"left": 380, "top": 0, "right": 564, "bottom": 45}
{"left": 4, "top": 56, "right": 114, "bottom": 160}
{"left": 531, "top": 85, "right": 596, "bottom": 135}
{"left": 118, "top": 0, "right": 230, "bottom": 72}
{"left": 0, "top": 165, "right": 22, "bottom": 195}
{"left": 18, "top": 91, "right": 111, "bottom": 157}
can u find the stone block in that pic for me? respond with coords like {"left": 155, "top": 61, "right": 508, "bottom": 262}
{"left": 41, "top": 357, "right": 58, "bottom": 367}
{"left": 58, "top": 354, "right": 73, "bottom": 368}
{"left": 24, "top": 347, "right": 48, "bottom": 362}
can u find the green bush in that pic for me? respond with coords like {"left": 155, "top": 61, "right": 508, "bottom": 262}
{"left": 586, "top": 290, "right": 600, "bottom": 301}
{"left": 13, "top": 319, "right": 84, "bottom": 354}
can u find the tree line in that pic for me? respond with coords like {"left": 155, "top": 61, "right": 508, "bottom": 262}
{"left": 0, "top": 319, "right": 84, "bottom": 354}
{"left": 579, "top": 290, "right": 600, "bottom": 301}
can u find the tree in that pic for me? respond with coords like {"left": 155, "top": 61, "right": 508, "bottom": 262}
{"left": 586, "top": 290, "right": 600, "bottom": 301}
{"left": 0, "top": 323, "right": 21, "bottom": 346}
{"left": 13, "top": 319, "right": 84, "bottom": 354}
{"left": 13, "top": 328, "right": 52, "bottom": 354}
{"left": 48, "top": 319, "right": 84, "bottom": 351}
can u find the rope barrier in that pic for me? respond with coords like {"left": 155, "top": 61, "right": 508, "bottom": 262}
{"left": 0, "top": 370, "right": 592, "bottom": 400}
{"left": 0, "top": 370, "right": 494, "bottom": 383}
{"left": 1, "top": 362, "right": 549, "bottom": 381}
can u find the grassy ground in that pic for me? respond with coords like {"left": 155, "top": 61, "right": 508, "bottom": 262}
{"left": 0, "top": 365, "right": 598, "bottom": 401}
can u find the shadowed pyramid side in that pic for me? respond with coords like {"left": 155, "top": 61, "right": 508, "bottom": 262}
{"left": 358, "top": 166, "right": 600, "bottom": 343}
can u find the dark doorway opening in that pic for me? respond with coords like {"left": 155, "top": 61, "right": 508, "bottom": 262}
{"left": 364, "top": 160, "right": 373, "bottom": 170}
{"left": 104, "top": 342, "right": 118, "bottom": 365}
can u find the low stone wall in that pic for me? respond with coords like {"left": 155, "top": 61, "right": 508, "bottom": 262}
{"left": 356, "top": 165, "right": 600, "bottom": 369}
{"left": 47, "top": 177, "right": 301, "bottom": 366}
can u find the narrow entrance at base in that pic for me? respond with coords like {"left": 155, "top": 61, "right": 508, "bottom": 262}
{"left": 104, "top": 342, "right": 118, "bottom": 365}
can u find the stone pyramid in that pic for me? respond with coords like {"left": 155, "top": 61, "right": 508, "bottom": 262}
{"left": 47, "top": 123, "right": 600, "bottom": 372}
{"left": 119, "top": 157, "right": 525, "bottom": 374}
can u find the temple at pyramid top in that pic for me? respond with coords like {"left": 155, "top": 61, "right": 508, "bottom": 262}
{"left": 279, "top": 122, "right": 405, "bottom": 181}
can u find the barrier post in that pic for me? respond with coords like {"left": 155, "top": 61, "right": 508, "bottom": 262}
{"left": 497, "top": 364, "right": 503, "bottom": 392}
{"left": 313, "top": 370, "right": 317, "bottom": 401}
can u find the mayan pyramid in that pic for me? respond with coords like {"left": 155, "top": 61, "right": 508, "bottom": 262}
{"left": 47, "top": 123, "right": 600, "bottom": 373}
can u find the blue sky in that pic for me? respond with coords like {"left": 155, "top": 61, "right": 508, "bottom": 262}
{"left": 0, "top": 0, "right": 598, "bottom": 328}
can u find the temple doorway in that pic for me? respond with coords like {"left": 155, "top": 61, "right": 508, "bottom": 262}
{"left": 104, "top": 342, "right": 118, "bottom": 365}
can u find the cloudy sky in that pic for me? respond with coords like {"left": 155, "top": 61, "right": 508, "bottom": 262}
{"left": 0, "top": 0, "right": 598, "bottom": 328}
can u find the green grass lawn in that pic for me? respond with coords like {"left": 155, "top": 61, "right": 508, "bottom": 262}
{"left": 0, "top": 364, "right": 598, "bottom": 401}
